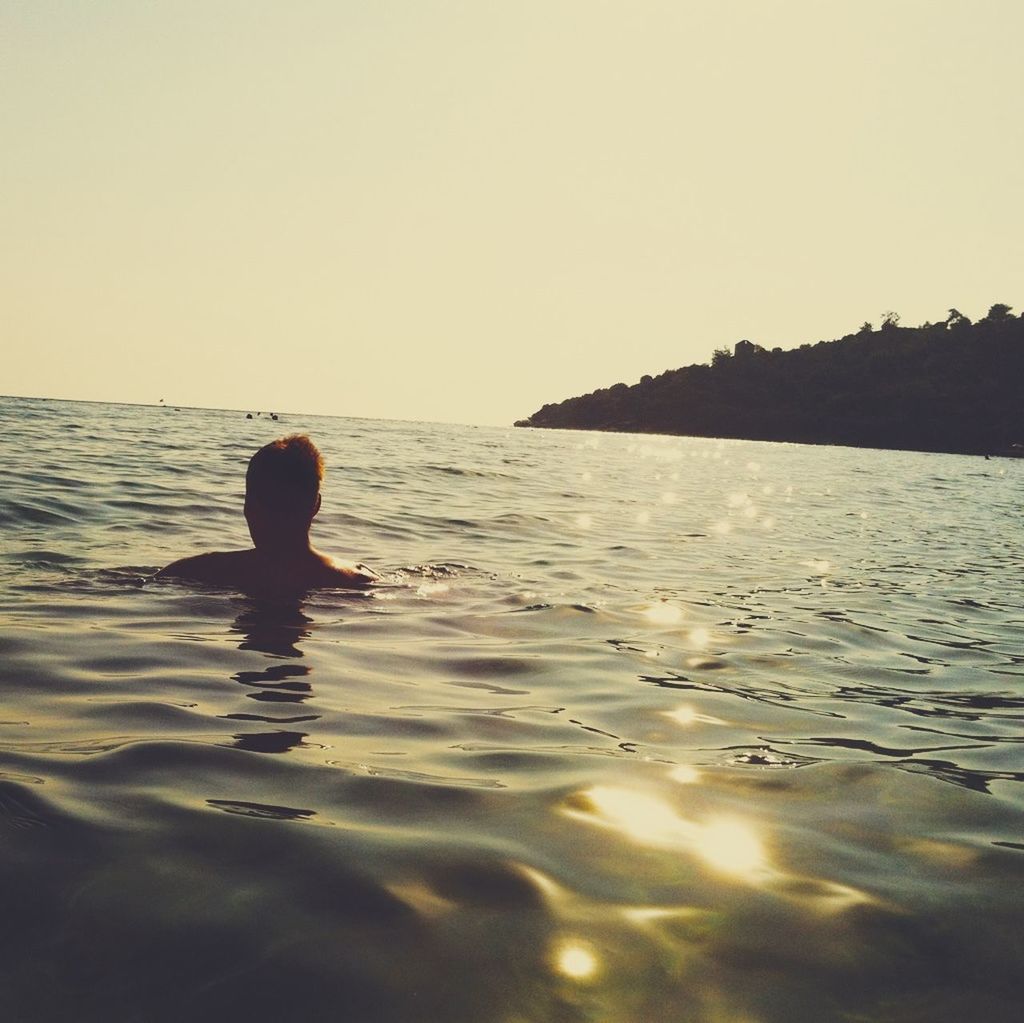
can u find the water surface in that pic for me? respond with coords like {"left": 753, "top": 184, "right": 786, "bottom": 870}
{"left": 1, "top": 395, "right": 1022, "bottom": 1022}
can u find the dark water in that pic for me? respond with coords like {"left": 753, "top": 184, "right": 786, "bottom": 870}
{"left": 1, "top": 395, "right": 1022, "bottom": 1022}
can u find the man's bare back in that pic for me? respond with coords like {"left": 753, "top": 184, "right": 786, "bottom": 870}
{"left": 157, "top": 434, "right": 377, "bottom": 594}
{"left": 158, "top": 549, "right": 377, "bottom": 592}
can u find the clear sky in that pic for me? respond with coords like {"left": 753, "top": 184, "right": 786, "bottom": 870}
{"left": 3, "top": 1, "right": 1022, "bottom": 425}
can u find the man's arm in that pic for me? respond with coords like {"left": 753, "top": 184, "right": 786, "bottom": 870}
{"left": 326, "top": 561, "right": 379, "bottom": 588}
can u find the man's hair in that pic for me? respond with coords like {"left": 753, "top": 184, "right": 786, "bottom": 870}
{"left": 246, "top": 434, "right": 324, "bottom": 515}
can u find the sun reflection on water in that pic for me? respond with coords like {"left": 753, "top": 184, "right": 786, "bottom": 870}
{"left": 620, "top": 904, "right": 702, "bottom": 925}
{"left": 562, "top": 782, "right": 876, "bottom": 917}
{"left": 563, "top": 786, "right": 769, "bottom": 883}
{"left": 554, "top": 939, "right": 599, "bottom": 981}
{"left": 518, "top": 864, "right": 566, "bottom": 902}
{"left": 668, "top": 764, "right": 701, "bottom": 785}
{"left": 665, "top": 706, "right": 723, "bottom": 727}
{"left": 695, "top": 818, "right": 766, "bottom": 877}
{"left": 641, "top": 601, "right": 684, "bottom": 625}
{"left": 688, "top": 626, "right": 711, "bottom": 648}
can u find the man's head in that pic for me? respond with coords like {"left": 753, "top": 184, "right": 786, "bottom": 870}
{"left": 244, "top": 434, "right": 324, "bottom": 549}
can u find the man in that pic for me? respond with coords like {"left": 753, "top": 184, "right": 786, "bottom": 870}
{"left": 158, "top": 434, "right": 377, "bottom": 592}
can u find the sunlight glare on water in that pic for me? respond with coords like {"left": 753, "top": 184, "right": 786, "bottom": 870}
{"left": 564, "top": 786, "right": 769, "bottom": 883}
{"left": 641, "top": 601, "right": 684, "bottom": 625}
{"left": 688, "top": 626, "right": 711, "bottom": 648}
{"left": 694, "top": 817, "right": 767, "bottom": 878}
{"left": 665, "top": 705, "right": 725, "bottom": 727}
{"left": 668, "top": 764, "right": 702, "bottom": 785}
{"left": 553, "top": 939, "right": 600, "bottom": 981}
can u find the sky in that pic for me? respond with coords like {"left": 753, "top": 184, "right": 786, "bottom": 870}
{"left": 3, "top": 0, "right": 1022, "bottom": 426}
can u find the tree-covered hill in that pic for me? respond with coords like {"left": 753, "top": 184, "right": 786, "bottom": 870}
{"left": 515, "top": 306, "right": 1024, "bottom": 456}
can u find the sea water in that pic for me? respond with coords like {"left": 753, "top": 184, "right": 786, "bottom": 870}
{"left": 1, "top": 394, "right": 1022, "bottom": 1022}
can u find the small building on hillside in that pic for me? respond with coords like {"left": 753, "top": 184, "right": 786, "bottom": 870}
{"left": 734, "top": 339, "right": 763, "bottom": 358}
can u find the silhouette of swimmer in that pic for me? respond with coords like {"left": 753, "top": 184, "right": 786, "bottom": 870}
{"left": 158, "top": 434, "right": 377, "bottom": 592}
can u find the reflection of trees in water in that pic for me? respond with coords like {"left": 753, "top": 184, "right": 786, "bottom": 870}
{"left": 222, "top": 598, "right": 318, "bottom": 753}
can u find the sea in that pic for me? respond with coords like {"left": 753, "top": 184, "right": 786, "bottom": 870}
{"left": 1, "top": 394, "right": 1022, "bottom": 1023}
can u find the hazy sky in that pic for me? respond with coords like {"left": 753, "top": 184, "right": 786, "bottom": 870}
{"left": 3, "top": 1, "right": 1022, "bottom": 425}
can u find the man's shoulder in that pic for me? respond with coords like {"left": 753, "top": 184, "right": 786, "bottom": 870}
{"left": 156, "top": 548, "right": 378, "bottom": 592}
{"left": 156, "top": 550, "right": 253, "bottom": 582}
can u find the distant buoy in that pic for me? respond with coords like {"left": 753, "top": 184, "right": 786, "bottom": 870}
{"left": 246, "top": 413, "right": 253, "bottom": 419}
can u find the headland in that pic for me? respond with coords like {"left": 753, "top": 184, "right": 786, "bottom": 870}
{"left": 516, "top": 306, "right": 1023, "bottom": 456}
